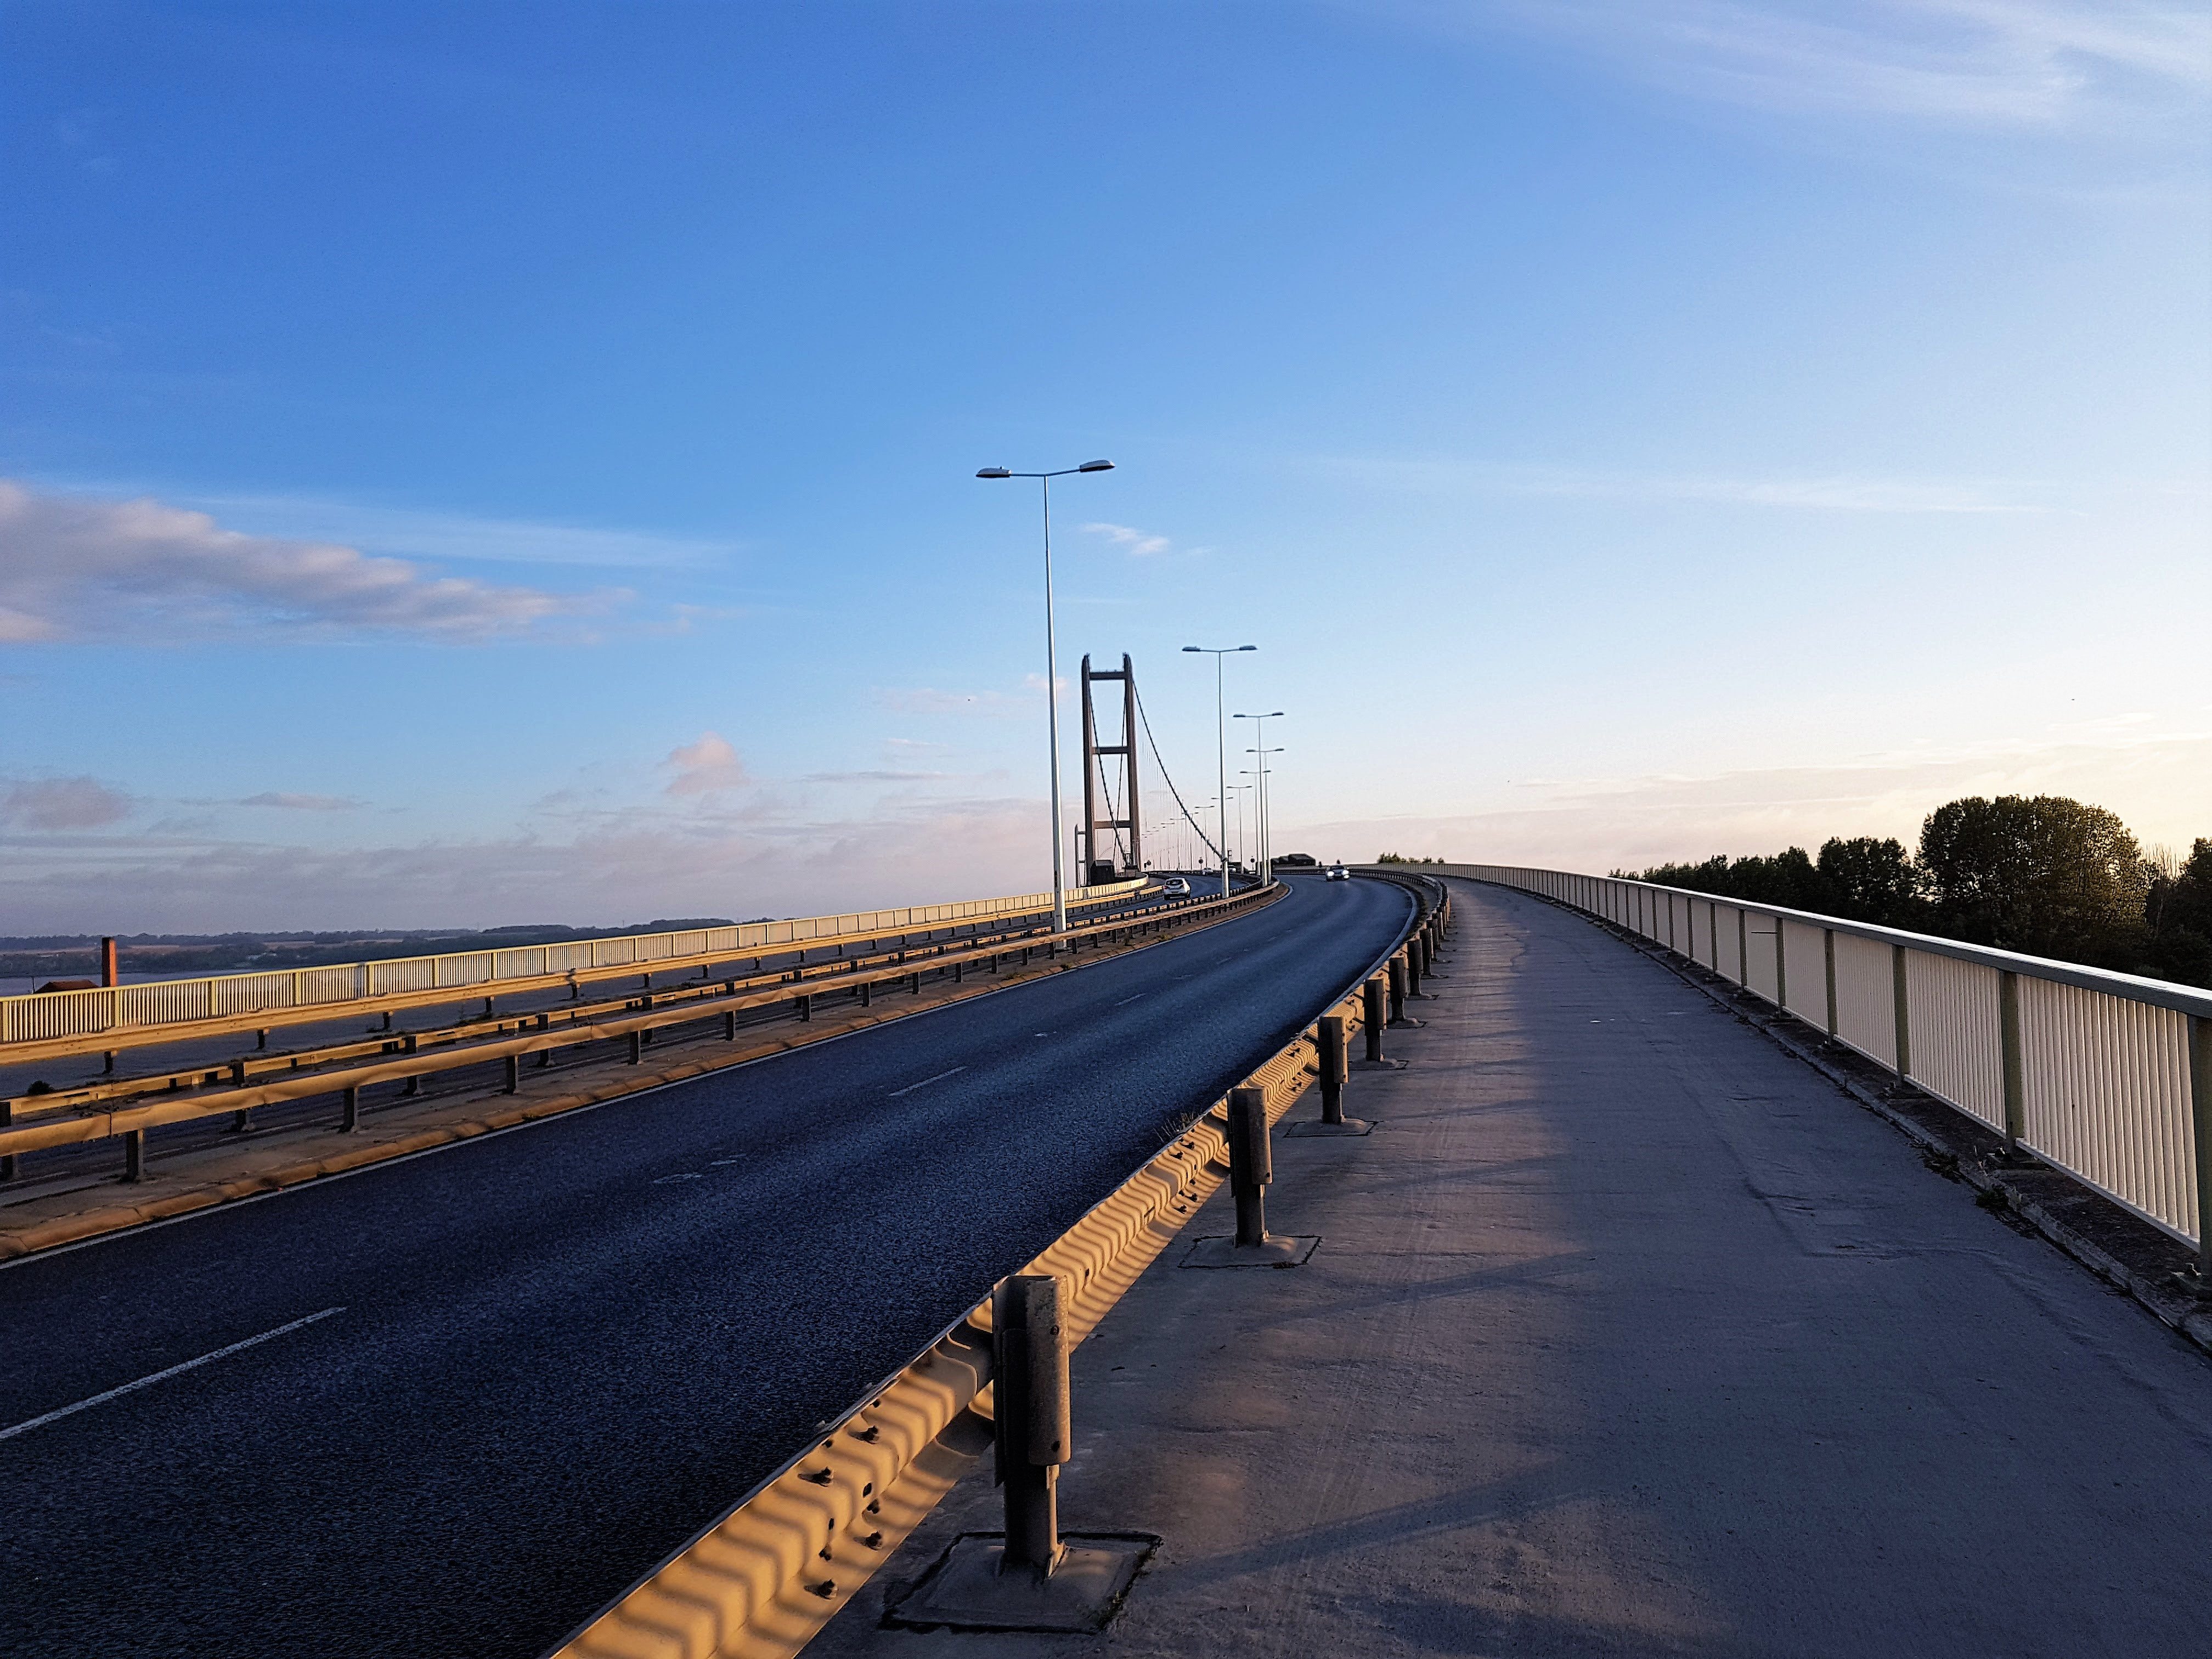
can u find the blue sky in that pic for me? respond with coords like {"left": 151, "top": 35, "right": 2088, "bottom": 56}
{"left": 3, "top": 1, "right": 2207, "bottom": 932}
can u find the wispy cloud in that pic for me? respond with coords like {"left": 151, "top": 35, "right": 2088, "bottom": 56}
{"left": 0, "top": 776, "right": 131, "bottom": 831}
{"left": 0, "top": 479, "right": 608, "bottom": 641}
{"left": 1083, "top": 521, "right": 1175, "bottom": 556}
{"left": 234, "top": 792, "right": 365, "bottom": 811}
{"left": 1311, "top": 454, "right": 2066, "bottom": 514}
{"left": 183, "top": 490, "right": 744, "bottom": 571}
{"left": 1463, "top": 1, "right": 2212, "bottom": 129}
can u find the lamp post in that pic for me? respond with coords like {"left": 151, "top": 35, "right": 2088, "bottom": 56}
{"left": 1182, "top": 645, "right": 1256, "bottom": 899}
{"left": 1225, "top": 783, "right": 1252, "bottom": 878}
{"left": 1234, "top": 712, "right": 1283, "bottom": 884}
{"left": 978, "top": 459, "right": 1115, "bottom": 933}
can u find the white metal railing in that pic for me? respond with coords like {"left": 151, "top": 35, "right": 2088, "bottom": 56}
{"left": 0, "top": 879, "right": 1146, "bottom": 1051}
{"left": 1443, "top": 864, "right": 2212, "bottom": 1260}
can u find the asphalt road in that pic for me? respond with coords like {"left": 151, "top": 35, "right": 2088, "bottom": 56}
{"left": 0, "top": 871, "right": 1410, "bottom": 1659}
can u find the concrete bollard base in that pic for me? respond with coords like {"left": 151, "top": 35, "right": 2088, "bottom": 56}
{"left": 886, "top": 1532, "right": 1154, "bottom": 1633}
{"left": 1180, "top": 1234, "right": 1318, "bottom": 1268}
{"left": 1288, "top": 1117, "right": 1374, "bottom": 1137}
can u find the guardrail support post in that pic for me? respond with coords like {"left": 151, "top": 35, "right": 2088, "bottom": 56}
{"left": 797, "top": 993, "right": 813, "bottom": 1022}
{"left": 1319, "top": 1017, "right": 1347, "bottom": 1125}
{"left": 341, "top": 1086, "right": 360, "bottom": 1131}
{"left": 993, "top": 1273, "right": 1070, "bottom": 1578}
{"left": 230, "top": 1108, "right": 252, "bottom": 1134}
{"left": 2191, "top": 1016, "right": 2212, "bottom": 1284}
{"left": 1228, "top": 1086, "right": 1272, "bottom": 1245}
{"left": 1408, "top": 936, "right": 1426, "bottom": 996}
{"left": 403, "top": 1033, "right": 421, "bottom": 1095}
{"left": 1, "top": 1101, "right": 13, "bottom": 1183}
{"left": 1891, "top": 944, "right": 1913, "bottom": 1077}
{"left": 628, "top": 1030, "right": 642, "bottom": 1065}
{"left": 1387, "top": 956, "right": 1410, "bottom": 1025}
{"left": 1363, "top": 976, "right": 1387, "bottom": 1062}
{"left": 723, "top": 1010, "right": 737, "bottom": 1041}
{"left": 503, "top": 1054, "right": 520, "bottom": 1094}
{"left": 1999, "top": 970, "right": 2027, "bottom": 1159}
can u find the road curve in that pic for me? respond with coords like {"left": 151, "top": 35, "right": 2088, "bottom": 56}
{"left": 0, "top": 872, "right": 1410, "bottom": 1658}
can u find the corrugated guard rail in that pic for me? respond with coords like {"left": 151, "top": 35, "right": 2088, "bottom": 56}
{"left": 0, "top": 884, "right": 1268, "bottom": 1171}
{"left": 1443, "top": 862, "right": 2212, "bottom": 1272}
{"left": 545, "top": 874, "right": 1449, "bottom": 1659}
{"left": 0, "top": 879, "right": 1148, "bottom": 1057}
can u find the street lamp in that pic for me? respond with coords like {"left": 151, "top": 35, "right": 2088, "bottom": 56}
{"left": 978, "top": 458, "right": 1115, "bottom": 933}
{"left": 1242, "top": 751, "right": 1283, "bottom": 884}
{"left": 1182, "top": 644, "right": 1256, "bottom": 899}
{"left": 1225, "top": 783, "right": 1252, "bottom": 876}
{"left": 1234, "top": 712, "right": 1284, "bottom": 884}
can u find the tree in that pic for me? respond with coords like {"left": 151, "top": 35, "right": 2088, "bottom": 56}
{"left": 2145, "top": 839, "right": 2212, "bottom": 989}
{"left": 1917, "top": 795, "right": 2150, "bottom": 964}
{"left": 1815, "top": 836, "right": 1925, "bottom": 927}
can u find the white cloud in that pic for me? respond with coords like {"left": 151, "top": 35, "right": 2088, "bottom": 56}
{"left": 1463, "top": 1, "right": 2212, "bottom": 128}
{"left": 664, "top": 731, "right": 749, "bottom": 796}
{"left": 1083, "top": 521, "right": 1174, "bottom": 556}
{"left": 1, "top": 776, "right": 132, "bottom": 830}
{"left": 0, "top": 479, "right": 603, "bottom": 641}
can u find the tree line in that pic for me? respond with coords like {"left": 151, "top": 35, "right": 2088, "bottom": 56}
{"left": 1621, "top": 795, "right": 2210, "bottom": 989}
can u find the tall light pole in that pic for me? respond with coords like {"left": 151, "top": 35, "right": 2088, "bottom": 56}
{"left": 1182, "top": 644, "right": 1255, "bottom": 899}
{"left": 1243, "top": 747, "right": 1284, "bottom": 884}
{"left": 1226, "top": 783, "right": 1252, "bottom": 877}
{"left": 1234, "top": 712, "right": 1283, "bottom": 884}
{"left": 978, "top": 458, "right": 1115, "bottom": 933}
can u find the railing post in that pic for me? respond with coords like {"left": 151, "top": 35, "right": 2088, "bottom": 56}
{"left": 123, "top": 1129, "right": 145, "bottom": 1182}
{"left": 1227, "top": 1086, "right": 1272, "bottom": 1246}
{"left": 1407, "top": 939, "right": 1425, "bottom": 998}
{"left": 1387, "top": 955, "right": 1410, "bottom": 1025}
{"left": 403, "top": 1032, "right": 421, "bottom": 1095}
{"left": 1891, "top": 944, "right": 1912, "bottom": 1077}
{"left": 1318, "top": 1017, "right": 1346, "bottom": 1125}
{"left": 341, "top": 1086, "right": 360, "bottom": 1132}
{"left": 1363, "top": 976, "right": 1386, "bottom": 1062}
{"left": 628, "top": 1030, "right": 642, "bottom": 1065}
{"left": 0, "top": 1099, "right": 13, "bottom": 1183}
{"left": 993, "top": 1274, "right": 1070, "bottom": 1578}
{"left": 1823, "top": 928, "right": 1838, "bottom": 1037}
{"left": 2191, "top": 1015, "right": 2211, "bottom": 1283}
{"left": 1737, "top": 909, "right": 1748, "bottom": 984}
{"left": 503, "top": 1054, "right": 520, "bottom": 1094}
{"left": 1999, "top": 970, "right": 2026, "bottom": 1157}
{"left": 1774, "top": 916, "right": 1787, "bottom": 1011}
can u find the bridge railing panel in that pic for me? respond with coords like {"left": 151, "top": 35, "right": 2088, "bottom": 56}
{"left": 1904, "top": 951, "right": 2007, "bottom": 1133}
{"left": 1832, "top": 930, "right": 1898, "bottom": 1073}
{"left": 2020, "top": 979, "right": 2194, "bottom": 1240}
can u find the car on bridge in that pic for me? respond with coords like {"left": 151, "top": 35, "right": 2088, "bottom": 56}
{"left": 1161, "top": 876, "right": 1190, "bottom": 897}
{"left": 1325, "top": 863, "right": 1349, "bottom": 882}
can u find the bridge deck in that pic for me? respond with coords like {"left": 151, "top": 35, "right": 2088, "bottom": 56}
{"left": 820, "top": 877, "right": 2212, "bottom": 1659}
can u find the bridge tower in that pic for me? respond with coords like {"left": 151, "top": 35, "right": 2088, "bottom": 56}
{"left": 1080, "top": 653, "right": 1142, "bottom": 885}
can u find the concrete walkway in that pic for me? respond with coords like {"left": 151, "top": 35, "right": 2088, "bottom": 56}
{"left": 815, "top": 877, "right": 2212, "bottom": 1659}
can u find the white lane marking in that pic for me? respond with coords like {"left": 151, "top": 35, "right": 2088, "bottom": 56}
{"left": 708, "top": 1157, "right": 745, "bottom": 1166}
{"left": 654, "top": 1172, "right": 703, "bottom": 1183}
{"left": 1113, "top": 994, "right": 1146, "bottom": 1007}
{"left": 887, "top": 1065, "right": 967, "bottom": 1099}
{"left": 0, "top": 1306, "right": 345, "bottom": 1443}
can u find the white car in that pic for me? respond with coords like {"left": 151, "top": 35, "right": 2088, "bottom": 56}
{"left": 1161, "top": 877, "right": 1191, "bottom": 897}
{"left": 1325, "top": 865, "right": 1350, "bottom": 882}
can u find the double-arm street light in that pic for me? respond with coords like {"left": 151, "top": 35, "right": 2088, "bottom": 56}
{"left": 977, "top": 458, "right": 1114, "bottom": 933}
{"left": 1234, "top": 711, "right": 1284, "bottom": 884}
{"left": 1182, "top": 644, "right": 1256, "bottom": 899}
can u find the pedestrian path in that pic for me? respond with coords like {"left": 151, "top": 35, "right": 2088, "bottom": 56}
{"left": 815, "top": 877, "right": 2212, "bottom": 1659}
